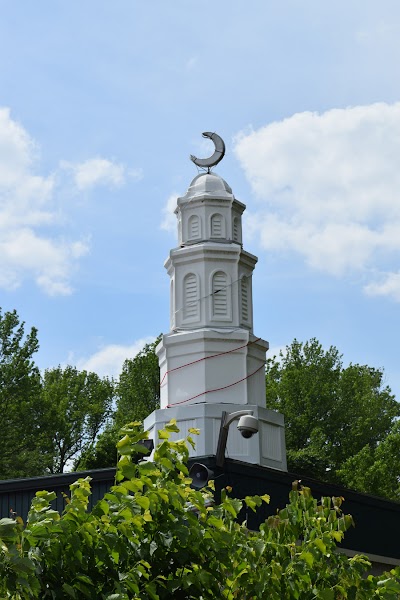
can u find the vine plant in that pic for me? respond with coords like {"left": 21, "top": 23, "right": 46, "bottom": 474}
{"left": 0, "top": 421, "right": 399, "bottom": 599}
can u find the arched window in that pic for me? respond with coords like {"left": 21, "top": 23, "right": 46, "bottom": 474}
{"left": 212, "top": 271, "right": 228, "bottom": 317}
{"left": 183, "top": 273, "right": 199, "bottom": 320}
{"left": 188, "top": 214, "right": 201, "bottom": 240}
{"left": 241, "top": 276, "right": 249, "bottom": 322}
{"left": 233, "top": 217, "right": 240, "bottom": 242}
{"left": 210, "top": 213, "right": 225, "bottom": 238}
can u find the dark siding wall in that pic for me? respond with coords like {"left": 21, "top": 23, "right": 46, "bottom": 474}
{"left": 201, "top": 458, "right": 400, "bottom": 562}
{"left": 0, "top": 469, "right": 115, "bottom": 522}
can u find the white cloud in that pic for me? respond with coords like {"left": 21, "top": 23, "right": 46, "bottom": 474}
{"left": 0, "top": 107, "right": 89, "bottom": 295}
{"left": 0, "top": 228, "right": 89, "bottom": 295}
{"left": 235, "top": 102, "right": 400, "bottom": 300}
{"left": 62, "top": 157, "right": 127, "bottom": 190}
{"left": 364, "top": 272, "right": 400, "bottom": 302}
{"left": 60, "top": 158, "right": 143, "bottom": 191}
{"left": 74, "top": 337, "right": 156, "bottom": 379}
{"left": 160, "top": 192, "right": 178, "bottom": 234}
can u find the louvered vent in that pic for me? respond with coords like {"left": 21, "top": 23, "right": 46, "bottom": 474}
{"left": 189, "top": 215, "right": 200, "bottom": 239}
{"left": 212, "top": 271, "right": 228, "bottom": 316}
{"left": 233, "top": 217, "right": 239, "bottom": 241}
{"left": 241, "top": 277, "right": 249, "bottom": 321}
{"left": 184, "top": 274, "right": 198, "bottom": 319}
{"left": 211, "top": 214, "right": 223, "bottom": 238}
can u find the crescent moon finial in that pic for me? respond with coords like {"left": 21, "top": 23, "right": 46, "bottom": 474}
{"left": 190, "top": 132, "right": 226, "bottom": 171}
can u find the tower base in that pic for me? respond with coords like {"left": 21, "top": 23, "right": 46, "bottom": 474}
{"left": 157, "top": 329, "right": 269, "bottom": 409}
{"left": 144, "top": 402, "right": 287, "bottom": 471}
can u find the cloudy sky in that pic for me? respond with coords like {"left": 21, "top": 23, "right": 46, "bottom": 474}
{"left": 1, "top": 1, "right": 400, "bottom": 397}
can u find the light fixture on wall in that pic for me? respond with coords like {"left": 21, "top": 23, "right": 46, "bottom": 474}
{"left": 188, "top": 411, "right": 259, "bottom": 489}
{"left": 216, "top": 410, "right": 259, "bottom": 468}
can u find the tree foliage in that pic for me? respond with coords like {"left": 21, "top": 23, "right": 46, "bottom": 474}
{"left": 1, "top": 422, "right": 400, "bottom": 599}
{"left": 115, "top": 337, "right": 161, "bottom": 429}
{"left": 338, "top": 420, "right": 400, "bottom": 501}
{"left": 0, "top": 308, "right": 47, "bottom": 479}
{"left": 0, "top": 308, "right": 161, "bottom": 477}
{"left": 81, "top": 337, "right": 161, "bottom": 470}
{"left": 265, "top": 338, "right": 400, "bottom": 488}
{"left": 41, "top": 366, "right": 114, "bottom": 473}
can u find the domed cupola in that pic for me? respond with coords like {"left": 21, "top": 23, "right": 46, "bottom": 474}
{"left": 184, "top": 172, "right": 233, "bottom": 198}
{"left": 176, "top": 172, "right": 245, "bottom": 247}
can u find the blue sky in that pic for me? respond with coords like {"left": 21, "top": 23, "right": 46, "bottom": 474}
{"left": 1, "top": 1, "right": 400, "bottom": 398}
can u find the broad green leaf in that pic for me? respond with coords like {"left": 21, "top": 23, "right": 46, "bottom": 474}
{"left": 119, "top": 462, "right": 138, "bottom": 480}
{"left": 117, "top": 444, "right": 133, "bottom": 456}
{"left": 332, "top": 530, "right": 343, "bottom": 542}
{"left": 62, "top": 583, "right": 77, "bottom": 598}
{"left": 35, "top": 490, "right": 57, "bottom": 501}
{"left": 300, "top": 551, "right": 314, "bottom": 568}
{"left": 0, "top": 518, "right": 17, "bottom": 539}
{"left": 314, "top": 538, "right": 326, "bottom": 554}
{"left": 165, "top": 419, "right": 180, "bottom": 432}
{"left": 317, "top": 590, "right": 334, "bottom": 600}
{"left": 136, "top": 495, "right": 150, "bottom": 511}
{"left": 123, "top": 479, "right": 144, "bottom": 493}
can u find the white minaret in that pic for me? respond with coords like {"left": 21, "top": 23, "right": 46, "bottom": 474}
{"left": 144, "top": 134, "right": 286, "bottom": 470}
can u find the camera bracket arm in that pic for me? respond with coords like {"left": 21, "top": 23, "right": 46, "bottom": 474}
{"left": 215, "top": 410, "right": 254, "bottom": 468}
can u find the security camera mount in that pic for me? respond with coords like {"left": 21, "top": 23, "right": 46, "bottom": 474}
{"left": 215, "top": 409, "right": 258, "bottom": 468}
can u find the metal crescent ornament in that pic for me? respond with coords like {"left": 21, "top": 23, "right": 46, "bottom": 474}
{"left": 190, "top": 132, "right": 226, "bottom": 169}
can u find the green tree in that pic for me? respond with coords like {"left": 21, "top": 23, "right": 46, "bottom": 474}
{"left": 0, "top": 308, "right": 48, "bottom": 479}
{"left": 77, "top": 425, "right": 120, "bottom": 471}
{"left": 338, "top": 420, "right": 400, "bottom": 501}
{"left": 1, "top": 421, "right": 400, "bottom": 599}
{"left": 265, "top": 338, "right": 400, "bottom": 487}
{"left": 41, "top": 366, "right": 114, "bottom": 473}
{"left": 115, "top": 336, "right": 161, "bottom": 429}
{"left": 81, "top": 337, "right": 161, "bottom": 470}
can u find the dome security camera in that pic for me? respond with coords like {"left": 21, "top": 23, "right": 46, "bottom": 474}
{"left": 237, "top": 415, "right": 259, "bottom": 439}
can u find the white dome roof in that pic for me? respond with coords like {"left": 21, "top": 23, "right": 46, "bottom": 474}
{"left": 184, "top": 172, "right": 233, "bottom": 199}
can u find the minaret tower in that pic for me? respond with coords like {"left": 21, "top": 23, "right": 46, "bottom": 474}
{"left": 144, "top": 133, "right": 286, "bottom": 470}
